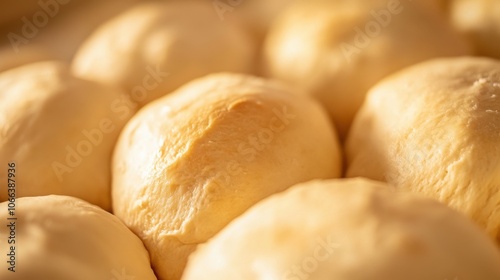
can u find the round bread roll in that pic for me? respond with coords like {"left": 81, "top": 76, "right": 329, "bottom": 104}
{"left": 72, "top": 1, "right": 257, "bottom": 107}
{"left": 450, "top": 0, "right": 500, "bottom": 59}
{"left": 0, "top": 61, "right": 135, "bottom": 211}
{"left": 263, "top": 0, "right": 471, "bottom": 137}
{"left": 183, "top": 178, "right": 500, "bottom": 280}
{"left": 346, "top": 57, "right": 500, "bottom": 243}
{"left": 112, "top": 73, "right": 342, "bottom": 280}
{"left": 0, "top": 195, "right": 157, "bottom": 280}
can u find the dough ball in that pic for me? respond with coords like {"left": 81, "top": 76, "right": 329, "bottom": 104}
{"left": 450, "top": 0, "right": 500, "bottom": 59}
{"left": 0, "top": 61, "right": 135, "bottom": 211}
{"left": 263, "top": 0, "right": 471, "bottom": 137}
{"left": 112, "top": 73, "right": 342, "bottom": 279}
{"left": 183, "top": 178, "right": 500, "bottom": 280}
{"left": 0, "top": 195, "right": 157, "bottom": 280}
{"left": 346, "top": 57, "right": 500, "bottom": 243}
{"left": 72, "top": 1, "right": 257, "bottom": 107}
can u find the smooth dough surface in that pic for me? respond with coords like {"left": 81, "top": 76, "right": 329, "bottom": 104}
{"left": 112, "top": 73, "right": 342, "bottom": 280}
{"left": 0, "top": 61, "right": 135, "bottom": 211}
{"left": 183, "top": 178, "right": 500, "bottom": 280}
{"left": 72, "top": 1, "right": 257, "bottom": 107}
{"left": 346, "top": 57, "right": 500, "bottom": 243}
{"left": 450, "top": 0, "right": 500, "bottom": 59}
{"left": 0, "top": 195, "right": 157, "bottom": 280}
{"left": 263, "top": 0, "right": 471, "bottom": 137}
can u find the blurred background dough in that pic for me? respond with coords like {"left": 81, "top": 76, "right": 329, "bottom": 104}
{"left": 0, "top": 0, "right": 142, "bottom": 72}
{"left": 263, "top": 0, "right": 471, "bottom": 137}
{"left": 346, "top": 57, "right": 500, "bottom": 243}
{"left": 0, "top": 61, "right": 135, "bottom": 211}
{"left": 0, "top": 44, "right": 52, "bottom": 73}
{"left": 183, "top": 178, "right": 500, "bottom": 280}
{"left": 0, "top": 195, "right": 157, "bottom": 280}
{"left": 450, "top": 0, "right": 500, "bottom": 59}
{"left": 72, "top": 1, "right": 257, "bottom": 107}
{"left": 228, "top": 0, "right": 296, "bottom": 43}
{"left": 416, "top": 0, "right": 449, "bottom": 13}
{"left": 0, "top": 0, "right": 80, "bottom": 28}
{"left": 112, "top": 73, "right": 342, "bottom": 280}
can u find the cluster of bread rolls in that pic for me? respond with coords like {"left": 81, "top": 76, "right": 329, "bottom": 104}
{"left": 1, "top": 0, "right": 499, "bottom": 279}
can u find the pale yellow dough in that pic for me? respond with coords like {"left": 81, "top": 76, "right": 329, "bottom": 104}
{"left": 112, "top": 73, "right": 342, "bottom": 280}
{"left": 0, "top": 61, "right": 135, "bottom": 211}
{"left": 450, "top": 0, "right": 500, "bottom": 59}
{"left": 0, "top": 195, "right": 157, "bottom": 280}
{"left": 72, "top": 1, "right": 256, "bottom": 107}
{"left": 346, "top": 57, "right": 500, "bottom": 243}
{"left": 183, "top": 178, "right": 500, "bottom": 280}
{"left": 263, "top": 0, "right": 471, "bottom": 137}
